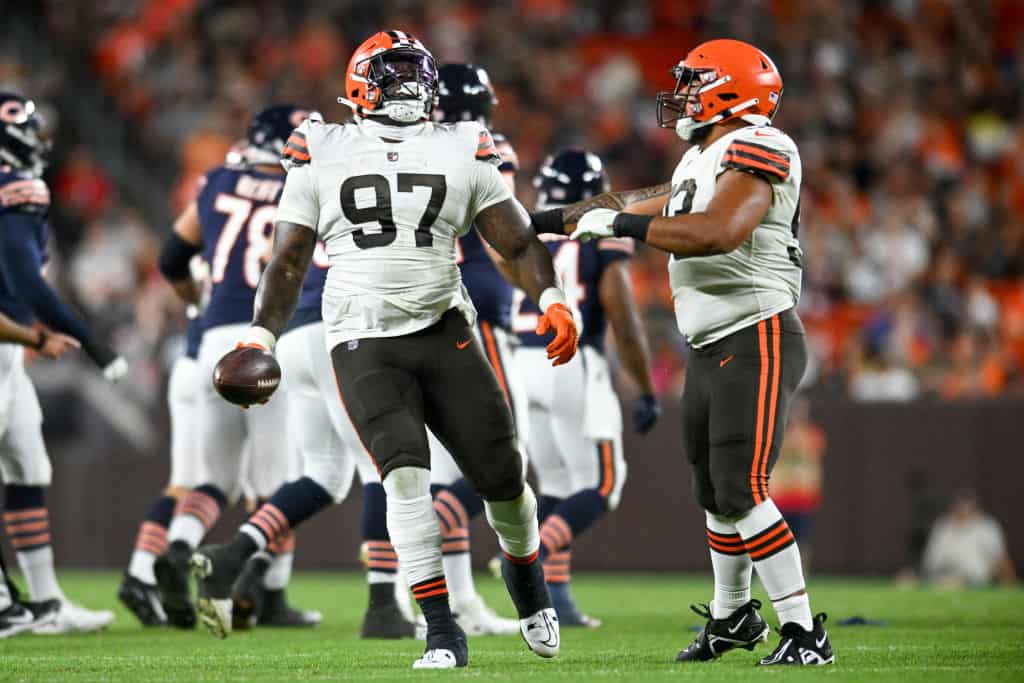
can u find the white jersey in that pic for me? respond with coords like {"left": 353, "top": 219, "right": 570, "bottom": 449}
{"left": 276, "top": 117, "right": 512, "bottom": 349}
{"left": 665, "top": 124, "right": 802, "bottom": 347}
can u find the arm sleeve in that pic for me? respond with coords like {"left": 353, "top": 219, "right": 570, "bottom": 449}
{"left": 720, "top": 131, "right": 793, "bottom": 184}
{"left": 275, "top": 164, "right": 320, "bottom": 232}
{"left": 0, "top": 212, "right": 96, "bottom": 348}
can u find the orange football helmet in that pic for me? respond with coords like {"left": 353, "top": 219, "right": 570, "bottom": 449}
{"left": 340, "top": 30, "right": 438, "bottom": 123}
{"left": 656, "top": 39, "right": 783, "bottom": 142}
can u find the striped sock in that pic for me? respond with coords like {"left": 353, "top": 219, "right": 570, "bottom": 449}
{"left": 167, "top": 485, "right": 226, "bottom": 548}
{"left": 733, "top": 498, "right": 812, "bottom": 630}
{"left": 241, "top": 477, "right": 331, "bottom": 549}
{"left": 4, "top": 485, "right": 61, "bottom": 601}
{"left": 128, "top": 495, "right": 176, "bottom": 584}
{"left": 543, "top": 549, "right": 571, "bottom": 585}
{"left": 264, "top": 532, "right": 295, "bottom": 591}
{"left": 433, "top": 488, "right": 474, "bottom": 602}
{"left": 705, "top": 512, "right": 752, "bottom": 619}
{"left": 538, "top": 489, "right": 608, "bottom": 560}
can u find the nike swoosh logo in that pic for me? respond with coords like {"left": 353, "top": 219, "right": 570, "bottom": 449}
{"left": 456, "top": 339, "right": 471, "bottom": 350}
{"left": 816, "top": 634, "right": 828, "bottom": 649}
{"left": 726, "top": 613, "right": 748, "bottom": 634}
{"left": 4, "top": 609, "right": 35, "bottom": 625}
{"left": 719, "top": 355, "right": 735, "bottom": 368}
{"left": 754, "top": 129, "right": 775, "bottom": 136}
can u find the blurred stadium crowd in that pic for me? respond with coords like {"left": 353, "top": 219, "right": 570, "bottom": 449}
{"left": 2, "top": 0, "right": 1024, "bottom": 417}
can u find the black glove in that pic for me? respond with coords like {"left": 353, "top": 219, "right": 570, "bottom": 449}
{"left": 632, "top": 393, "right": 661, "bottom": 434}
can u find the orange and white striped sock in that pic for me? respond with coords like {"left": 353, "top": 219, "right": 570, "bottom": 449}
{"left": 705, "top": 512, "right": 752, "bottom": 618}
{"left": 543, "top": 549, "right": 571, "bottom": 585}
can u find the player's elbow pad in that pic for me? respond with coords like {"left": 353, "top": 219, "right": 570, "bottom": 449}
{"left": 159, "top": 232, "right": 200, "bottom": 282}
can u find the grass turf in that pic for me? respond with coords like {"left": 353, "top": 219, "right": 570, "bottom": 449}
{"left": 0, "top": 572, "right": 1021, "bottom": 681}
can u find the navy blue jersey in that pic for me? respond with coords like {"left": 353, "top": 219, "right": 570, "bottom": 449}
{"left": 456, "top": 131, "right": 518, "bottom": 330}
{"left": 197, "top": 165, "right": 285, "bottom": 329}
{"left": 0, "top": 168, "right": 50, "bottom": 324}
{"left": 184, "top": 316, "right": 203, "bottom": 359}
{"left": 515, "top": 235, "right": 633, "bottom": 353}
{"left": 285, "top": 241, "right": 329, "bottom": 332}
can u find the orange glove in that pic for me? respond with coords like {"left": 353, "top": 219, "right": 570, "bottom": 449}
{"left": 536, "top": 302, "right": 579, "bottom": 366}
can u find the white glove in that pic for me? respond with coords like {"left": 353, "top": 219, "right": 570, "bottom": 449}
{"left": 570, "top": 208, "right": 619, "bottom": 242}
{"left": 103, "top": 356, "right": 128, "bottom": 383}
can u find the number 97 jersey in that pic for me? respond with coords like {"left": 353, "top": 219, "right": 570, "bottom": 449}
{"left": 275, "top": 118, "right": 512, "bottom": 350}
{"left": 666, "top": 124, "right": 802, "bottom": 348}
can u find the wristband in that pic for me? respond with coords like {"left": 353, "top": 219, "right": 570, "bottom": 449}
{"left": 538, "top": 287, "right": 567, "bottom": 312}
{"left": 33, "top": 329, "right": 47, "bottom": 350}
{"left": 612, "top": 213, "right": 653, "bottom": 242}
{"left": 530, "top": 208, "right": 565, "bottom": 235}
{"left": 244, "top": 326, "right": 277, "bottom": 352}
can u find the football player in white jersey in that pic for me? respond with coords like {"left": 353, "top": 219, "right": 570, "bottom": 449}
{"left": 556, "top": 39, "right": 834, "bottom": 666}
{"left": 192, "top": 30, "right": 579, "bottom": 669}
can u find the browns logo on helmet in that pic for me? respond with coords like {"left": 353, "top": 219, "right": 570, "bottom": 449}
{"left": 340, "top": 30, "right": 438, "bottom": 125}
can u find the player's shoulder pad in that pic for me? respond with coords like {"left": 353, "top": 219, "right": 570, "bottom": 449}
{"left": 0, "top": 168, "right": 49, "bottom": 214}
{"left": 720, "top": 125, "right": 796, "bottom": 183}
{"left": 449, "top": 121, "right": 503, "bottom": 167}
{"left": 490, "top": 132, "right": 519, "bottom": 173}
{"left": 281, "top": 112, "right": 328, "bottom": 170}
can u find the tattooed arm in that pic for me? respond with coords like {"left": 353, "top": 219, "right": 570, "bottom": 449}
{"left": 531, "top": 183, "right": 672, "bottom": 235}
{"left": 251, "top": 221, "right": 316, "bottom": 339}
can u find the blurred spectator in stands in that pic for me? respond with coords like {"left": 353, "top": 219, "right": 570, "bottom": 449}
{"left": 772, "top": 399, "right": 825, "bottom": 570}
{"left": 921, "top": 489, "right": 1017, "bottom": 587}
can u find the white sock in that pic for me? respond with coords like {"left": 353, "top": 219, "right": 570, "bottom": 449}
{"left": 16, "top": 546, "right": 64, "bottom": 601}
{"left": 264, "top": 552, "right": 292, "bottom": 591}
{"left": 733, "top": 499, "right": 812, "bottom": 630}
{"left": 443, "top": 553, "right": 476, "bottom": 605}
{"left": 484, "top": 484, "right": 540, "bottom": 559}
{"left": 166, "top": 514, "right": 206, "bottom": 548}
{"left": 240, "top": 524, "right": 269, "bottom": 550}
{"left": 382, "top": 468, "right": 444, "bottom": 587}
{"left": 705, "top": 512, "right": 752, "bottom": 619}
{"left": 367, "top": 570, "right": 396, "bottom": 584}
{"left": 128, "top": 550, "right": 158, "bottom": 585}
{"left": 0, "top": 570, "right": 11, "bottom": 610}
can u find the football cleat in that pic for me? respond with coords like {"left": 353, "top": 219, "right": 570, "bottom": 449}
{"left": 0, "top": 598, "right": 59, "bottom": 639}
{"left": 758, "top": 613, "right": 835, "bottom": 666}
{"left": 520, "top": 607, "right": 560, "bottom": 658}
{"left": 118, "top": 573, "right": 167, "bottom": 626}
{"left": 33, "top": 600, "right": 114, "bottom": 635}
{"left": 154, "top": 540, "right": 197, "bottom": 629}
{"left": 191, "top": 544, "right": 247, "bottom": 639}
{"left": 412, "top": 622, "right": 468, "bottom": 669}
{"left": 258, "top": 589, "right": 321, "bottom": 627}
{"left": 452, "top": 593, "right": 519, "bottom": 636}
{"left": 230, "top": 552, "right": 271, "bottom": 631}
{"left": 676, "top": 600, "right": 769, "bottom": 662}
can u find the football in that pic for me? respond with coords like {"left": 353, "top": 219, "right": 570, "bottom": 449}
{"left": 212, "top": 346, "right": 282, "bottom": 407}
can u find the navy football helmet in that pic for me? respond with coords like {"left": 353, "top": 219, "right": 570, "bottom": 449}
{"left": 0, "top": 93, "right": 49, "bottom": 176}
{"left": 534, "top": 149, "right": 609, "bottom": 209}
{"left": 246, "top": 105, "right": 318, "bottom": 165}
{"left": 435, "top": 64, "right": 498, "bottom": 127}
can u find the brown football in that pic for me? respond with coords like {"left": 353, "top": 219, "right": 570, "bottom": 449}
{"left": 212, "top": 346, "right": 282, "bottom": 407}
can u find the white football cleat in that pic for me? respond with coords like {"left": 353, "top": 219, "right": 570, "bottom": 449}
{"left": 33, "top": 600, "right": 114, "bottom": 634}
{"left": 195, "top": 596, "right": 232, "bottom": 639}
{"left": 520, "top": 607, "right": 560, "bottom": 658}
{"left": 453, "top": 594, "right": 519, "bottom": 636}
{"left": 412, "top": 649, "right": 460, "bottom": 669}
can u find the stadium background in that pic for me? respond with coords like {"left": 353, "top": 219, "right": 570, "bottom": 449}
{"left": 0, "top": 1, "right": 1021, "bottom": 575}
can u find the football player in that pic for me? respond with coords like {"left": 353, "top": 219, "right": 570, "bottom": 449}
{"left": 513, "top": 149, "right": 658, "bottom": 627}
{"left": 561, "top": 40, "right": 834, "bottom": 666}
{"left": 0, "top": 312, "right": 78, "bottom": 357}
{"left": 154, "top": 105, "right": 316, "bottom": 629}
{"left": 192, "top": 30, "right": 578, "bottom": 669}
{"left": 424, "top": 62, "right": 522, "bottom": 636}
{"left": 0, "top": 91, "right": 122, "bottom": 634}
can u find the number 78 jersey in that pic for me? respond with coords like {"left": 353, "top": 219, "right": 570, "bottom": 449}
{"left": 276, "top": 118, "right": 512, "bottom": 349}
{"left": 666, "top": 124, "right": 803, "bottom": 348}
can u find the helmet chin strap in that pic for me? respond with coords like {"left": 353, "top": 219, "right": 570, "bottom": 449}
{"left": 676, "top": 97, "right": 763, "bottom": 141}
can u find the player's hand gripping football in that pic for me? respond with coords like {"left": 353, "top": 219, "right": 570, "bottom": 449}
{"left": 570, "top": 208, "right": 618, "bottom": 243}
{"left": 213, "top": 339, "right": 281, "bottom": 408}
{"left": 536, "top": 302, "right": 579, "bottom": 366}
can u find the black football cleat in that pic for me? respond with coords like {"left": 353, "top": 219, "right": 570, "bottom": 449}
{"left": 258, "top": 589, "right": 322, "bottom": 627}
{"left": 230, "top": 552, "right": 271, "bottom": 631}
{"left": 154, "top": 540, "right": 196, "bottom": 629}
{"left": 413, "top": 622, "right": 468, "bottom": 669}
{"left": 191, "top": 543, "right": 248, "bottom": 639}
{"left": 758, "top": 613, "right": 835, "bottom": 666}
{"left": 0, "top": 597, "right": 60, "bottom": 639}
{"left": 360, "top": 583, "right": 417, "bottom": 639}
{"left": 118, "top": 573, "right": 168, "bottom": 626}
{"left": 676, "top": 600, "right": 770, "bottom": 662}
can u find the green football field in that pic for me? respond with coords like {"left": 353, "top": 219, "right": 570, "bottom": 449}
{"left": 0, "top": 571, "right": 1021, "bottom": 682}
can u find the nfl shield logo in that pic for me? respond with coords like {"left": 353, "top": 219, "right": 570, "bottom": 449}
{"left": 347, "top": 340, "right": 359, "bottom": 351}
{"left": 387, "top": 151, "right": 399, "bottom": 162}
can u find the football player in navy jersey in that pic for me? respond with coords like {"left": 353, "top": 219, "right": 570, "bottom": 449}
{"left": 0, "top": 92, "right": 124, "bottom": 634}
{"left": 154, "top": 105, "right": 317, "bottom": 629}
{"left": 423, "top": 63, "right": 523, "bottom": 635}
{"left": 513, "top": 149, "right": 658, "bottom": 626}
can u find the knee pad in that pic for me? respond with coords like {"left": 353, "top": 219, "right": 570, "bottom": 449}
{"left": 469, "top": 441, "right": 524, "bottom": 502}
{"left": 383, "top": 466, "right": 432, "bottom": 501}
{"left": 485, "top": 483, "right": 539, "bottom": 558}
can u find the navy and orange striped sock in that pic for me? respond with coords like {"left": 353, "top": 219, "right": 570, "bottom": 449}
{"left": 127, "top": 495, "right": 176, "bottom": 583}
{"left": 543, "top": 549, "right": 571, "bottom": 585}
{"left": 168, "top": 484, "right": 227, "bottom": 547}
{"left": 4, "top": 485, "right": 61, "bottom": 601}
{"left": 538, "top": 489, "right": 607, "bottom": 560}
{"left": 241, "top": 477, "right": 331, "bottom": 550}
